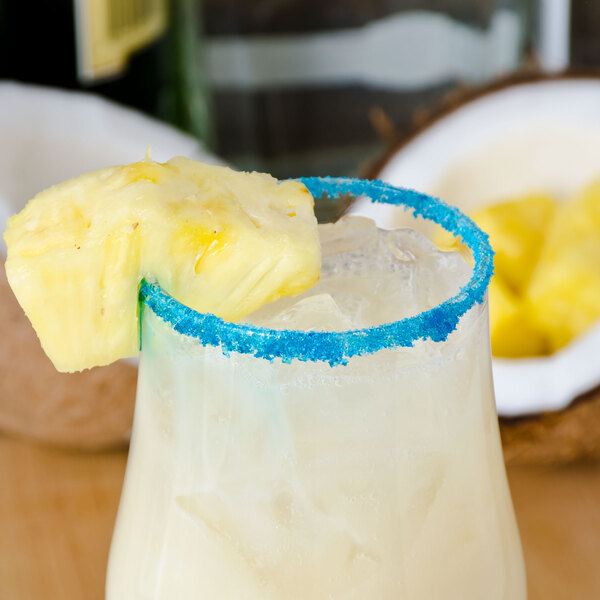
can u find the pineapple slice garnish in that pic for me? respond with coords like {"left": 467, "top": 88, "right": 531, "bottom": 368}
{"left": 4, "top": 156, "right": 320, "bottom": 372}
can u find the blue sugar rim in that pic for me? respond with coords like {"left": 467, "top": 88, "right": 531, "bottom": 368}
{"left": 139, "top": 177, "right": 494, "bottom": 366}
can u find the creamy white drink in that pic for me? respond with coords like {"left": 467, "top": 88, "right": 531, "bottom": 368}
{"left": 106, "top": 210, "right": 525, "bottom": 600}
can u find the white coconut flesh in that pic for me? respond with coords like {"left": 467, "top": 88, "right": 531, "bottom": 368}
{"left": 350, "top": 77, "right": 600, "bottom": 416}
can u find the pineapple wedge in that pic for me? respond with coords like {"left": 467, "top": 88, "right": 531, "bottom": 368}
{"left": 527, "top": 180, "right": 600, "bottom": 352}
{"left": 472, "top": 194, "right": 557, "bottom": 295}
{"left": 4, "top": 156, "right": 320, "bottom": 372}
{"left": 488, "top": 277, "right": 547, "bottom": 358}
{"left": 471, "top": 194, "right": 557, "bottom": 358}
{"left": 435, "top": 193, "right": 556, "bottom": 358}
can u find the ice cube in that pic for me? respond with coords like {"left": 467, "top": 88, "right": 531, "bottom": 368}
{"left": 320, "top": 215, "right": 378, "bottom": 258}
{"left": 248, "top": 293, "right": 352, "bottom": 332}
{"left": 176, "top": 484, "right": 381, "bottom": 597}
{"left": 244, "top": 217, "right": 471, "bottom": 331}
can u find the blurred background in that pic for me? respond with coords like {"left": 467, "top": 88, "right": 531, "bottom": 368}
{"left": 2, "top": 1, "right": 600, "bottom": 599}
{"left": 1, "top": 0, "right": 594, "bottom": 179}
{"left": 3, "top": 0, "right": 600, "bottom": 450}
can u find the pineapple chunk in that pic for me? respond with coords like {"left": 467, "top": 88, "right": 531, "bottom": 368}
{"left": 472, "top": 194, "right": 558, "bottom": 357}
{"left": 4, "top": 157, "right": 320, "bottom": 372}
{"left": 488, "top": 277, "right": 547, "bottom": 358}
{"left": 527, "top": 180, "right": 600, "bottom": 352}
{"left": 434, "top": 193, "right": 556, "bottom": 357}
{"left": 472, "top": 194, "right": 557, "bottom": 295}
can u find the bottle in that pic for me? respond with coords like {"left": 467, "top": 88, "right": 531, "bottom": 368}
{"left": 0, "top": 0, "right": 213, "bottom": 147}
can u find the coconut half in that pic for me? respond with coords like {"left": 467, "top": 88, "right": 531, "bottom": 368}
{"left": 352, "top": 75, "right": 600, "bottom": 418}
{"left": 0, "top": 82, "right": 220, "bottom": 449}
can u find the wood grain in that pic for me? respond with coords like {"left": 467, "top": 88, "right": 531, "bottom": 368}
{"left": 1, "top": 433, "right": 599, "bottom": 599}
{"left": 0, "top": 436, "right": 124, "bottom": 600}
{"left": 508, "top": 464, "right": 600, "bottom": 599}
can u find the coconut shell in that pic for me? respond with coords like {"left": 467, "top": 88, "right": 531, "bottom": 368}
{"left": 501, "top": 390, "right": 600, "bottom": 465}
{"left": 361, "top": 68, "right": 600, "bottom": 180}
{"left": 365, "top": 69, "right": 600, "bottom": 465}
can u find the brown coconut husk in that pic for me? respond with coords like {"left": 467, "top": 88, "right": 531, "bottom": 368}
{"left": 500, "top": 390, "right": 600, "bottom": 465}
{"left": 364, "top": 68, "right": 600, "bottom": 465}
{"left": 361, "top": 67, "right": 600, "bottom": 180}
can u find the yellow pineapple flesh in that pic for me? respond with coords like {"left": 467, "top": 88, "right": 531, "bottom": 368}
{"left": 470, "top": 194, "right": 557, "bottom": 358}
{"left": 527, "top": 180, "right": 600, "bottom": 352}
{"left": 488, "top": 277, "right": 547, "bottom": 358}
{"left": 435, "top": 193, "right": 557, "bottom": 358}
{"left": 4, "top": 157, "right": 320, "bottom": 372}
{"left": 458, "top": 186, "right": 600, "bottom": 357}
{"left": 471, "top": 194, "right": 557, "bottom": 295}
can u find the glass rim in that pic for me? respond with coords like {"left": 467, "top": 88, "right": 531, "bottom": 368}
{"left": 139, "top": 177, "right": 494, "bottom": 366}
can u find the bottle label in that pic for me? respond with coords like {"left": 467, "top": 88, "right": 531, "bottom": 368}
{"left": 74, "top": 0, "right": 167, "bottom": 82}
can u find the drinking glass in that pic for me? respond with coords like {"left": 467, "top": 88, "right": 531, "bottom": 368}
{"left": 106, "top": 178, "right": 526, "bottom": 599}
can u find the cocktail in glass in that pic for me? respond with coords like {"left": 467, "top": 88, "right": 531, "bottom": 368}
{"left": 106, "top": 178, "right": 526, "bottom": 599}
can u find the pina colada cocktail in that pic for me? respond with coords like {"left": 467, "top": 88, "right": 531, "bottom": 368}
{"left": 106, "top": 179, "right": 525, "bottom": 599}
{"left": 3, "top": 162, "right": 524, "bottom": 598}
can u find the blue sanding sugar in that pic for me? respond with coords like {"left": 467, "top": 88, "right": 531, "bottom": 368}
{"left": 139, "top": 177, "right": 494, "bottom": 365}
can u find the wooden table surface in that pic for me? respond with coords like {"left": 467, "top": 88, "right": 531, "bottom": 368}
{"left": 1, "top": 433, "right": 599, "bottom": 600}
